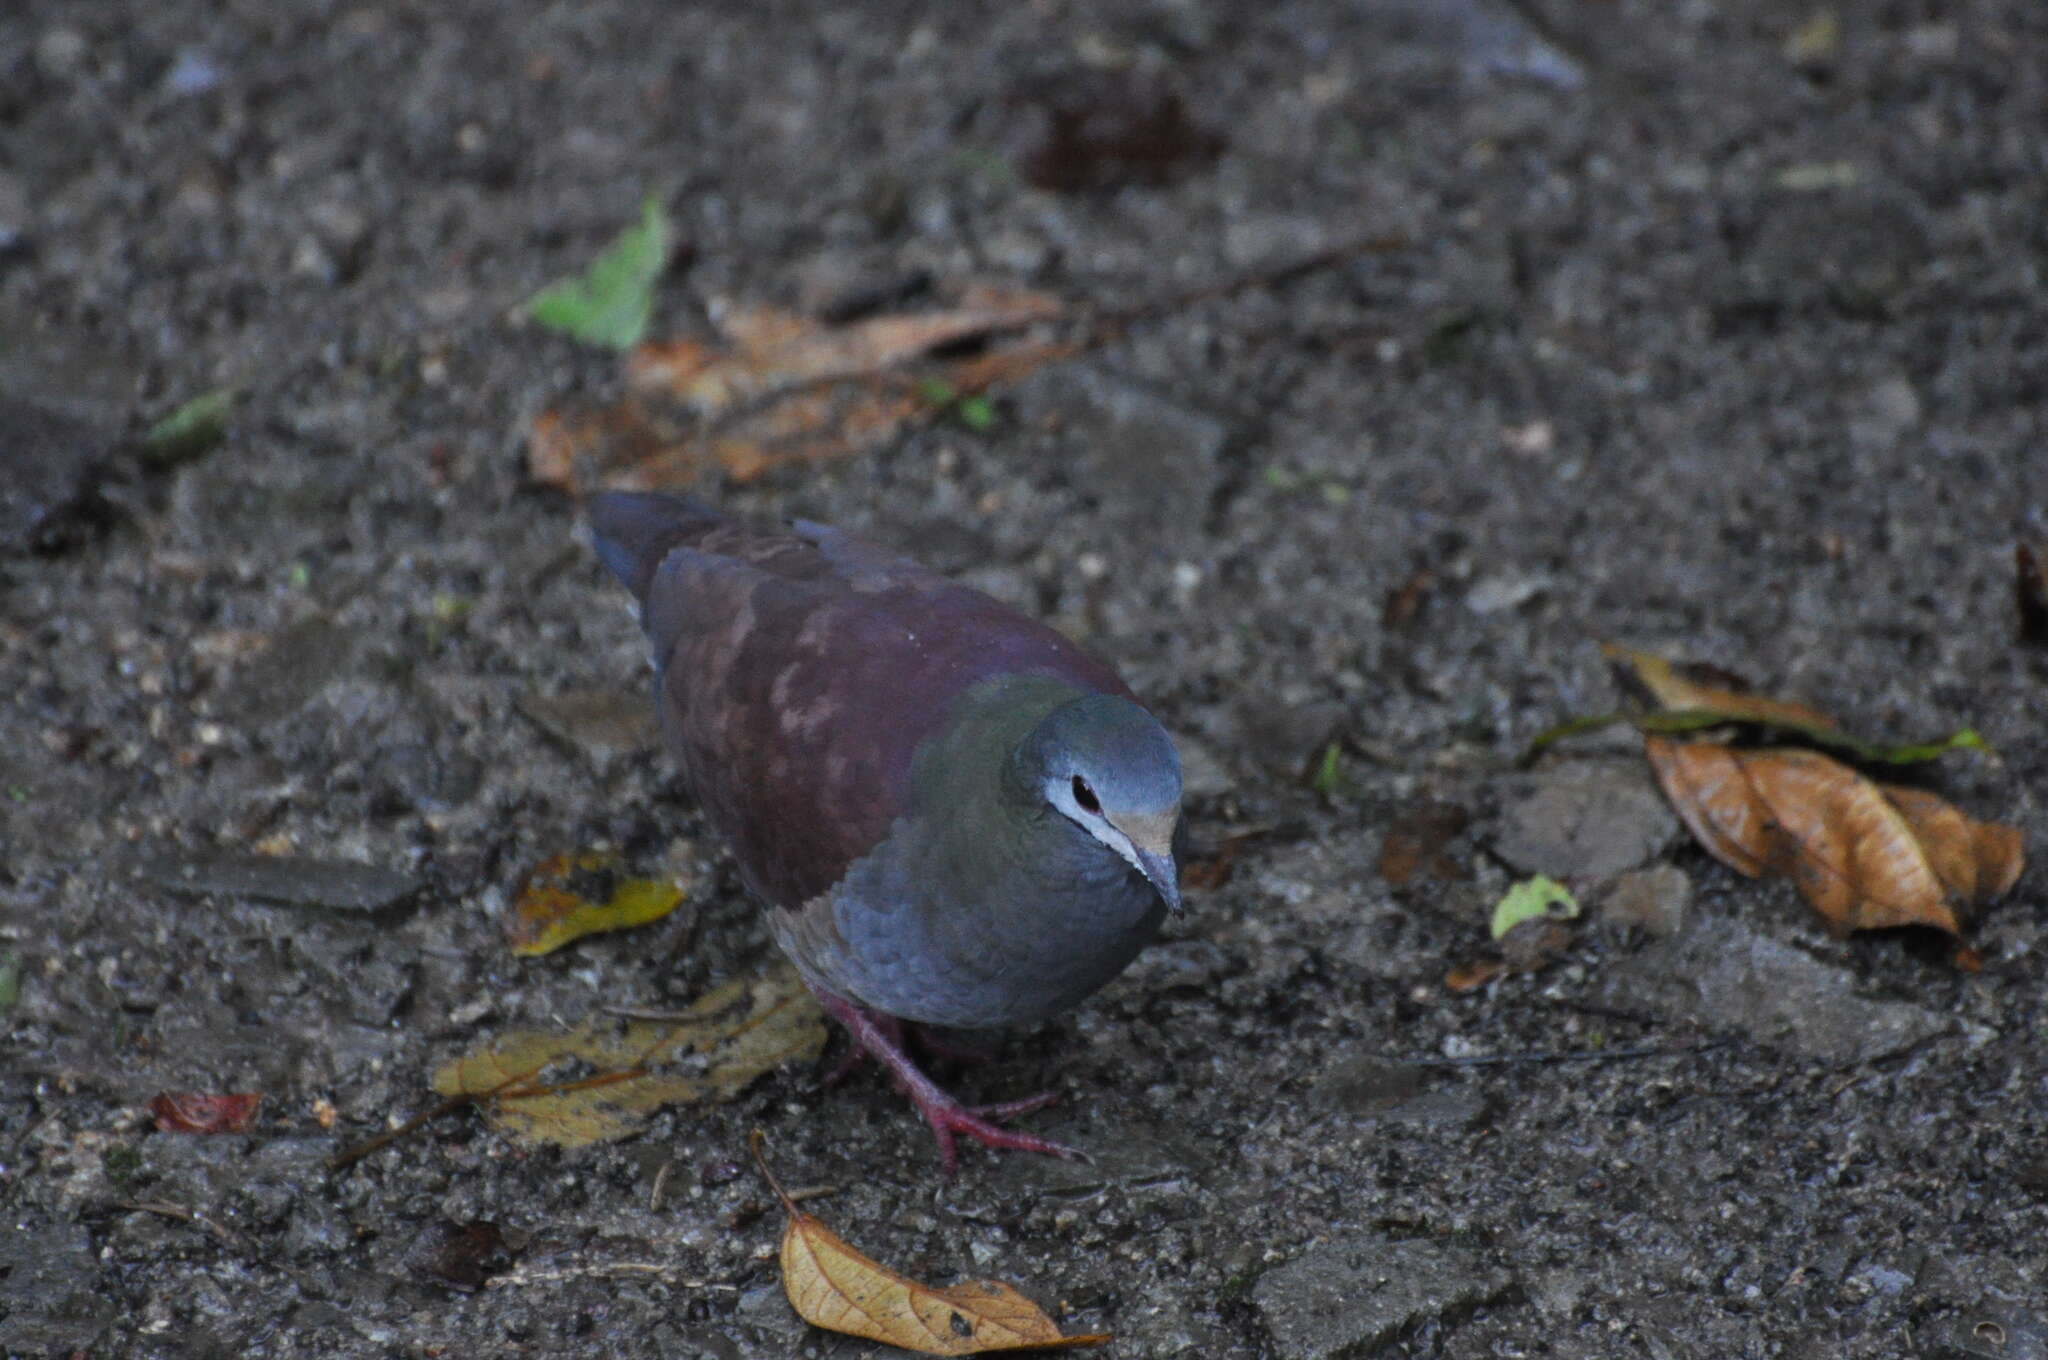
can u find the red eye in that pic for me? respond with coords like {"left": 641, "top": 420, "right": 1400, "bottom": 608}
{"left": 1071, "top": 776, "right": 1101, "bottom": 814}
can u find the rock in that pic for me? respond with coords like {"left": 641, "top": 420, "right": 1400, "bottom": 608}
{"left": 0, "top": 395, "right": 115, "bottom": 551}
{"left": 1586, "top": 914, "right": 1965, "bottom": 1064}
{"left": 516, "top": 687, "right": 658, "bottom": 766}
{"left": 0, "top": 1220, "right": 108, "bottom": 1353}
{"left": 1600, "top": 865, "right": 1691, "bottom": 938}
{"left": 1847, "top": 372, "right": 1923, "bottom": 451}
{"left": 1020, "top": 365, "right": 1228, "bottom": 545}
{"left": 1311, "top": 1055, "right": 1488, "bottom": 1129}
{"left": 128, "top": 848, "right": 421, "bottom": 915}
{"left": 223, "top": 617, "right": 364, "bottom": 724}
{"left": 1252, "top": 1230, "right": 1514, "bottom": 1359}
{"left": 1493, "top": 760, "right": 1679, "bottom": 879}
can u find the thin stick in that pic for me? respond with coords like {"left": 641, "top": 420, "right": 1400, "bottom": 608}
{"left": 1399, "top": 1040, "right": 1727, "bottom": 1069}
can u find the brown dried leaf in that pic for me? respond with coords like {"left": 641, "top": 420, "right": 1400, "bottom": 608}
{"left": 1644, "top": 737, "right": 2024, "bottom": 940}
{"left": 528, "top": 288, "right": 1071, "bottom": 496}
{"left": 626, "top": 297, "right": 1064, "bottom": 412}
{"left": 148, "top": 1092, "right": 262, "bottom": 1134}
{"left": 1603, "top": 644, "right": 1839, "bottom": 732}
{"left": 432, "top": 970, "right": 825, "bottom": 1148}
{"left": 1381, "top": 567, "right": 1437, "bottom": 631}
{"left": 406, "top": 1220, "right": 529, "bottom": 1292}
{"left": 2018, "top": 542, "right": 2048, "bottom": 646}
{"left": 1012, "top": 73, "right": 1225, "bottom": 193}
{"left": 751, "top": 1132, "right": 1109, "bottom": 1354}
{"left": 1443, "top": 958, "right": 1506, "bottom": 993}
{"left": 1378, "top": 799, "right": 1470, "bottom": 887}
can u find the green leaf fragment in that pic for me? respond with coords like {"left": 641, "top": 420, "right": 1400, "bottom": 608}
{"left": 1521, "top": 710, "right": 1988, "bottom": 767}
{"left": 953, "top": 394, "right": 996, "bottom": 431}
{"left": 1492, "top": 875, "right": 1580, "bottom": 940}
{"left": 141, "top": 388, "right": 236, "bottom": 466}
{"left": 0, "top": 952, "right": 19, "bottom": 1013}
{"left": 1309, "top": 742, "right": 1343, "bottom": 797}
{"left": 524, "top": 195, "right": 673, "bottom": 350}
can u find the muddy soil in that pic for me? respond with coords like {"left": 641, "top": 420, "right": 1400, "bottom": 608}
{"left": 4, "top": 2, "right": 2045, "bottom": 1356}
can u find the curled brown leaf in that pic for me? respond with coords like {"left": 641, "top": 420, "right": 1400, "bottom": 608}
{"left": 1643, "top": 737, "right": 2023, "bottom": 941}
{"left": 751, "top": 1131, "right": 1109, "bottom": 1355}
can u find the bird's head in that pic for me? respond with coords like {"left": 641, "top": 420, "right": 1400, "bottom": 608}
{"left": 1017, "top": 694, "right": 1184, "bottom": 914}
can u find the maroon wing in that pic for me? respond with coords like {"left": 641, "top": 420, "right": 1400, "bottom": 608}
{"left": 588, "top": 493, "right": 1131, "bottom": 909}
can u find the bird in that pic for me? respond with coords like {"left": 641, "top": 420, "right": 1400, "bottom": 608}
{"left": 587, "top": 491, "right": 1184, "bottom": 1171}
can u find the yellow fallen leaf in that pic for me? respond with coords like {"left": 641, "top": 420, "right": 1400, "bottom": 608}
{"left": 505, "top": 849, "right": 689, "bottom": 957}
{"left": 752, "top": 1131, "right": 1110, "bottom": 1355}
{"left": 433, "top": 970, "right": 825, "bottom": 1148}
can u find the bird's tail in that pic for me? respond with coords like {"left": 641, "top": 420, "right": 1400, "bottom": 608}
{"left": 586, "top": 491, "right": 726, "bottom": 604}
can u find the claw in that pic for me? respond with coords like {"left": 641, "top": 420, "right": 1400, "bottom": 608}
{"left": 810, "top": 986, "right": 1082, "bottom": 1173}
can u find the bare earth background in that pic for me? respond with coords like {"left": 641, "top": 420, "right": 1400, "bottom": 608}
{"left": 4, "top": 1, "right": 2046, "bottom": 1356}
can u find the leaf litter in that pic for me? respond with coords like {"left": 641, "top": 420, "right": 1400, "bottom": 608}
{"left": 752, "top": 1130, "right": 1110, "bottom": 1355}
{"left": 1521, "top": 643, "right": 1986, "bottom": 766}
{"left": 426, "top": 968, "right": 825, "bottom": 1149}
{"left": 1530, "top": 645, "right": 2023, "bottom": 960}
{"left": 523, "top": 234, "right": 1404, "bottom": 495}
{"left": 1644, "top": 737, "right": 2023, "bottom": 944}
{"left": 529, "top": 282, "right": 1070, "bottom": 493}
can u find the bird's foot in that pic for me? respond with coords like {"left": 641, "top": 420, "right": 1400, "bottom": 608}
{"left": 810, "top": 987, "right": 1084, "bottom": 1174}
{"left": 918, "top": 1091, "right": 1084, "bottom": 1175}
{"left": 908, "top": 1023, "right": 997, "bottom": 1067}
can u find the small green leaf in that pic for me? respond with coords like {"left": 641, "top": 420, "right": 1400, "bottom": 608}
{"left": 953, "top": 394, "right": 996, "bottom": 431}
{"left": 142, "top": 388, "right": 236, "bottom": 466}
{"left": 1309, "top": 742, "right": 1343, "bottom": 797}
{"left": 915, "top": 377, "right": 957, "bottom": 406}
{"left": 1491, "top": 875, "right": 1579, "bottom": 939}
{"left": 0, "top": 952, "right": 19, "bottom": 1014}
{"left": 524, "top": 195, "right": 672, "bottom": 350}
{"left": 287, "top": 561, "right": 313, "bottom": 590}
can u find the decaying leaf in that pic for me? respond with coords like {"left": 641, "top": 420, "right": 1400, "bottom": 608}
{"left": 432, "top": 970, "right": 826, "bottom": 1148}
{"left": 528, "top": 285, "right": 1069, "bottom": 495}
{"left": 148, "top": 1092, "right": 262, "bottom": 1134}
{"left": 505, "top": 849, "right": 690, "bottom": 957}
{"left": 752, "top": 1131, "right": 1109, "bottom": 1355}
{"left": 1008, "top": 72, "right": 1225, "bottom": 194}
{"left": 1522, "top": 645, "right": 1986, "bottom": 766}
{"left": 1644, "top": 737, "right": 2024, "bottom": 939}
{"left": 406, "top": 1220, "right": 530, "bottom": 1292}
{"left": 626, "top": 290, "right": 1063, "bottom": 410}
{"left": 524, "top": 195, "right": 673, "bottom": 350}
{"left": 2018, "top": 543, "right": 2048, "bottom": 646}
{"left": 1378, "top": 799, "right": 1470, "bottom": 887}
{"left": 1604, "top": 645, "right": 1839, "bottom": 733}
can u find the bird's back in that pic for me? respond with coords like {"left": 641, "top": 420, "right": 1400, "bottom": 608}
{"left": 587, "top": 492, "right": 1132, "bottom": 911}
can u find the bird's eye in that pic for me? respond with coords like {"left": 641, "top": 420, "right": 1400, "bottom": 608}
{"left": 1071, "top": 776, "right": 1101, "bottom": 814}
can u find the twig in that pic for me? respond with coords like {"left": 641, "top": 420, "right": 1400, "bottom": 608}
{"left": 1399, "top": 1040, "right": 1727, "bottom": 1069}
{"left": 649, "top": 1158, "right": 675, "bottom": 1213}
{"left": 116, "top": 1198, "right": 250, "bottom": 1256}
{"left": 486, "top": 1261, "right": 740, "bottom": 1290}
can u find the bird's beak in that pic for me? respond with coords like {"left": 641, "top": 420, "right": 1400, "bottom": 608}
{"left": 1135, "top": 844, "right": 1183, "bottom": 917}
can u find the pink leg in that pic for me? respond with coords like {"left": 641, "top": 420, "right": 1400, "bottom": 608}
{"left": 809, "top": 987, "right": 1087, "bottom": 1174}
{"left": 907, "top": 1023, "right": 996, "bottom": 1067}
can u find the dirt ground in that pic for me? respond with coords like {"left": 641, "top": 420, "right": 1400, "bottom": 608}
{"left": 4, "top": 1, "right": 2046, "bottom": 1356}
